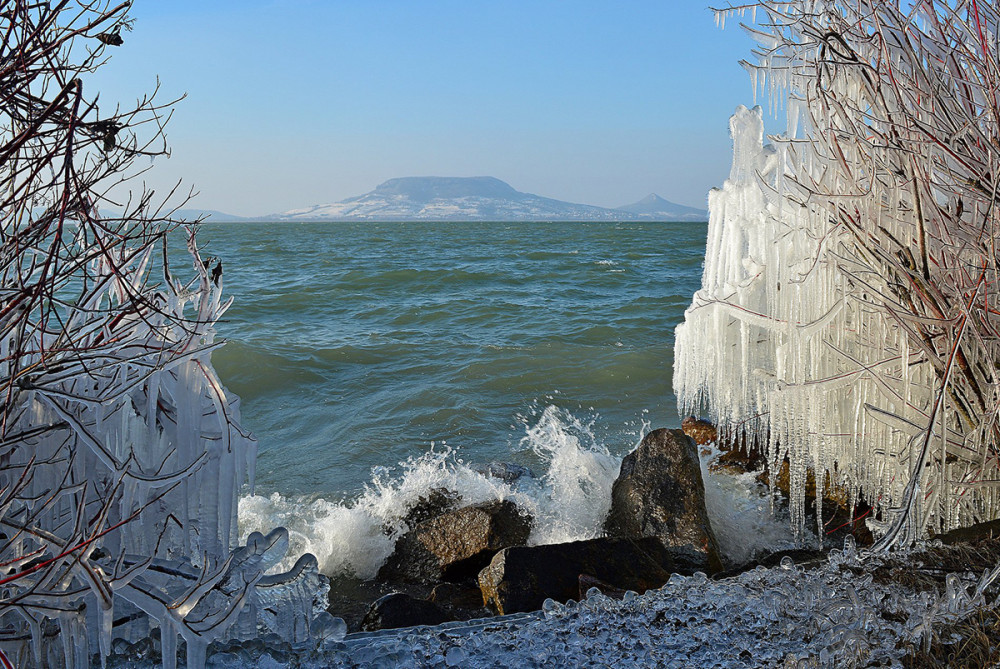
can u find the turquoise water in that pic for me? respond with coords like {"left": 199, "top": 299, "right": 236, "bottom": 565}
{"left": 197, "top": 221, "right": 707, "bottom": 500}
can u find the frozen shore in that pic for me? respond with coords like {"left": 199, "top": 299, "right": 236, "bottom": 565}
{"left": 108, "top": 537, "right": 1000, "bottom": 668}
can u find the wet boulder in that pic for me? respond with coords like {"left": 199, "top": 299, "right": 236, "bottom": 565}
{"left": 604, "top": 428, "right": 723, "bottom": 574}
{"left": 681, "top": 416, "right": 718, "bottom": 445}
{"left": 400, "top": 488, "right": 462, "bottom": 528}
{"left": 578, "top": 574, "right": 627, "bottom": 601}
{"left": 360, "top": 593, "right": 450, "bottom": 631}
{"left": 378, "top": 500, "right": 532, "bottom": 584}
{"left": 428, "top": 582, "right": 491, "bottom": 620}
{"left": 477, "top": 536, "right": 697, "bottom": 615}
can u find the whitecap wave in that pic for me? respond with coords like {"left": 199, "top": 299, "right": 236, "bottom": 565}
{"left": 239, "top": 405, "right": 626, "bottom": 578}
{"left": 240, "top": 407, "right": 795, "bottom": 578}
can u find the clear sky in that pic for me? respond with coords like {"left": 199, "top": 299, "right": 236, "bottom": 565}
{"left": 90, "top": 2, "right": 774, "bottom": 217}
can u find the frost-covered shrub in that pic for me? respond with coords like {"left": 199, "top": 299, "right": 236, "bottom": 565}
{"left": 0, "top": 3, "right": 323, "bottom": 667}
{"left": 676, "top": 1, "right": 1000, "bottom": 546}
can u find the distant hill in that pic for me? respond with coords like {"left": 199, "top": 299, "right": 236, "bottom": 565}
{"left": 270, "top": 177, "right": 707, "bottom": 222}
{"left": 91, "top": 207, "right": 248, "bottom": 222}
{"left": 616, "top": 194, "right": 708, "bottom": 222}
{"left": 169, "top": 208, "right": 248, "bottom": 222}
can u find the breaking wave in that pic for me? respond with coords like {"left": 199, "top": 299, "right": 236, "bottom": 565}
{"left": 238, "top": 405, "right": 626, "bottom": 579}
{"left": 239, "top": 405, "right": 795, "bottom": 579}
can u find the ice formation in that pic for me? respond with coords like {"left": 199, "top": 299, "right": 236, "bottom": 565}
{"left": 104, "top": 540, "right": 1000, "bottom": 668}
{"left": 0, "top": 3, "right": 335, "bottom": 664}
{"left": 675, "top": 2, "right": 1000, "bottom": 544}
{"left": 0, "top": 231, "right": 330, "bottom": 668}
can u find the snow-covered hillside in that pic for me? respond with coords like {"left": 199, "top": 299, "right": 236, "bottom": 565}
{"left": 271, "top": 177, "right": 707, "bottom": 222}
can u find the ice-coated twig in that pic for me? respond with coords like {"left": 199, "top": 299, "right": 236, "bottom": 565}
{"left": 677, "top": 1, "right": 1000, "bottom": 544}
{"left": 0, "top": 3, "right": 320, "bottom": 667}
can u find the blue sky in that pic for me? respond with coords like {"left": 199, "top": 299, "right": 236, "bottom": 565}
{"left": 91, "top": 2, "right": 774, "bottom": 217}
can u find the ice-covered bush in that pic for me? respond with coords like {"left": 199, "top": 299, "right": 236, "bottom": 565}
{"left": 676, "top": 1, "right": 1000, "bottom": 546}
{"left": 0, "top": 3, "right": 324, "bottom": 667}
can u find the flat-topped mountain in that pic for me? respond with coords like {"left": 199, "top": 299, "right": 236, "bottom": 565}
{"left": 373, "top": 176, "right": 522, "bottom": 201}
{"left": 273, "top": 177, "right": 707, "bottom": 222}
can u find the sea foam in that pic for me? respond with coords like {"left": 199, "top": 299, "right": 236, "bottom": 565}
{"left": 701, "top": 453, "right": 796, "bottom": 566}
{"left": 238, "top": 405, "right": 794, "bottom": 578}
{"left": 238, "top": 405, "right": 625, "bottom": 578}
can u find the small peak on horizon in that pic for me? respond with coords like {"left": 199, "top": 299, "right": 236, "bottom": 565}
{"left": 616, "top": 193, "right": 708, "bottom": 220}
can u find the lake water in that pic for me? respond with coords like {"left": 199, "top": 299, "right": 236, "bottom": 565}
{"left": 194, "top": 220, "right": 730, "bottom": 576}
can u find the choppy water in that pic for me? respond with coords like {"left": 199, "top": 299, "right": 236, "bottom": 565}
{"left": 200, "top": 221, "right": 705, "bottom": 495}
{"left": 190, "top": 220, "right": 791, "bottom": 576}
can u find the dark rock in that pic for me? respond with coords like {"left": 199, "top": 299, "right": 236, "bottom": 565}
{"left": 327, "top": 575, "right": 433, "bottom": 633}
{"left": 379, "top": 500, "right": 532, "bottom": 584}
{"left": 712, "top": 548, "right": 828, "bottom": 580}
{"left": 360, "top": 593, "right": 450, "bottom": 631}
{"left": 400, "top": 488, "right": 461, "bottom": 528}
{"left": 578, "top": 574, "right": 626, "bottom": 601}
{"left": 429, "top": 582, "right": 485, "bottom": 610}
{"left": 935, "top": 518, "right": 1000, "bottom": 545}
{"left": 477, "top": 536, "right": 699, "bottom": 615}
{"left": 428, "top": 582, "right": 491, "bottom": 620}
{"left": 604, "top": 428, "right": 723, "bottom": 573}
{"left": 472, "top": 461, "right": 535, "bottom": 484}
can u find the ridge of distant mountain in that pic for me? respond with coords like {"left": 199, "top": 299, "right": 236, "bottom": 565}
{"left": 616, "top": 193, "right": 708, "bottom": 222}
{"left": 89, "top": 207, "right": 248, "bottom": 222}
{"left": 171, "top": 208, "right": 249, "bottom": 222}
{"left": 270, "top": 177, "right": 708, "bottom": 222}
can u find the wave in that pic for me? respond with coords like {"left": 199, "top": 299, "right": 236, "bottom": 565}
{"left": 238, "top": 404, "right": 795, "bottom": 579}
{"left": 238, "top": 405, "right": 625, "bottom": 578}
{"left": 337, "top": 267, "right": 497, "bottom": 290}
{"left": 701, "top": 450, "right": 797, "bottom": 564}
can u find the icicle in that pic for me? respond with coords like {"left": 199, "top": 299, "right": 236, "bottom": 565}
{"left": 161, "top": 619, "right": 177, "bottom": 669}
{"left": 677, "top": 0, "right": 1000, "bottom": 546}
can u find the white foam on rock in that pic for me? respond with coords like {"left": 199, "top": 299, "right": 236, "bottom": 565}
{"left": 240, "top": 404, "right": 798, "bottom": 578}
{"left": 516, "top": 405, "right": 623, "bottom": 546}
{"left": 701, "top": 449, "right": 797, "bottom": 566}
{"left": 238, "top": 405, "right": 627, "bottom": 578}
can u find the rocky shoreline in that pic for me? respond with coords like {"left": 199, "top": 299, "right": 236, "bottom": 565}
{"left": 108, "top": 529, "right": 1000, "bottom": 667}
{"left": 102, "top": 421, "right": 1000, "bottom": 667}
{"left": 327, "top": 422, "right": 873, "bottom": 635}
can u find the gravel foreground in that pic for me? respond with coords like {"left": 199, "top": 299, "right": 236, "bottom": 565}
{"left": 136, "top": 539, "right": 998, "bottom": 669}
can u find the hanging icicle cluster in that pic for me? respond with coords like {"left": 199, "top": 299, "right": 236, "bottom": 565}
{"left": 0, "top": 3, "right": 325, "bottom": 667}
{"left": 676, "top": 1, "right": 1000, "bottom": 546}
